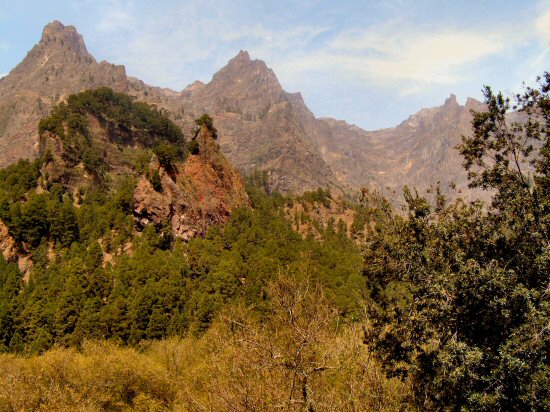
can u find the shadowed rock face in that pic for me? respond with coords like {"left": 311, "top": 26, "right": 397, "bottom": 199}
{"left": 1, "top": 21, "right": 489, "bottom": 201}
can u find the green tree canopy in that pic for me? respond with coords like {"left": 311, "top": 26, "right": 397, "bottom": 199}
{"left": 363, "top": 73, "right": 549, "bottom": 410}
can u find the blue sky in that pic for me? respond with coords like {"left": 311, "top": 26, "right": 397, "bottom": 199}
{"left": 0, "top": 0, "right": 548, "bottom": 129}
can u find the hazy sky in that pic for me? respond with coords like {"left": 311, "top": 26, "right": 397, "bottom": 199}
{"left": 0, "top": 0, "right": 548, "bottom": 129}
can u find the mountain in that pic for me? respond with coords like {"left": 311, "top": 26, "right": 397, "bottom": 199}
{"left": 314, "top": 94, "right": 489, "bottom": 202}
{"left": 0, "top": 87, "right": 249, "bottom": 276}
{"left": 36, "top": 88, "right": 249, "bottom": 242}
{"left": 0, "top": 21, "right": 487, "bottom": 201}
{"left": 176, "top": 51, "right": 342, "bottom": 194}
{"left": 0, "top": 21, "right": 129, "bottom": 167}
{"left": 127, "top": 50, "right": 343, "bottom": 194}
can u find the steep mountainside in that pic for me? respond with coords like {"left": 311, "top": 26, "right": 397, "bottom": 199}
{"left": 0, "top": 88, "right": 249, "bottom": 277}
{"left": 176, "top": 51, "right": 342, "bottom": 194}
{"left": 315, "top": 95, "right": 489, "bottom": 202}
{"left": 0, "top": 21, "right": 128, "bottom": 167}
{"left": 0, "top": 21, "right": 488, "bottom": 201}
{"left": 132, "top": 124, "right": 250, "bottom": 240}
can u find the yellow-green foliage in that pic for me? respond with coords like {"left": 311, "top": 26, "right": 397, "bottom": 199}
{"left": 0, "top": 275, "right": 410, "bottom": 411}
{"left": 0, "top": 341, "right": 174, "bottom": 411}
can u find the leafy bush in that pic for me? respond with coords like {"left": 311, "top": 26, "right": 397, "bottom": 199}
{"left": 66, "top": 87, "right": 184, "bottom": 146}
{"left": 150, "top": 170, "right": 162, "bottom": 192}
{"left": 194, "top": 113, "right": 218, "bottom": 139}
{"left": 152, "top": 142, "right": 180, "bottom": 168}
{"left": 298, "top": 188, "right": 332, "bottom": 208}
{"left": 0, "top": 159, "right": 42, "bottom": 203}
{"left": 188, "top": 139, "right": 199, "bottom": 155}
{"left": 0, "top": 341, "right": 176, "bottom": 410}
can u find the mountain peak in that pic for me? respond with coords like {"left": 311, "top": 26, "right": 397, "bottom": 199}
{"left": 42, "top": 20, "right": 68, "bottom": 36}
{"left": 233, "top": 50, "right": 251, "bottom": 62}
{"left": 39, "top": 20, "right": 90, "bottom": 58}
{"left": 465, "top": 97, "right": 484, "bottom": 110}
{"left": 444, "top": 93, "right": 458, "bottom": 106}
{"left": 210, "top": 50, "right": 282, "bottom": 94}
{"left": 221, "top": 50, "right": 252, "bottom": 71}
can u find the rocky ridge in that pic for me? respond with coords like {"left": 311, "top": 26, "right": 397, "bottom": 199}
{"left": 315, "top": 94, "right": 490, "bottom": 203}
{"left": 0, "top": 21, "right": 489, "bottom": 202}
{"left": 0, "top": 21, "right": 128, "bottom": 167}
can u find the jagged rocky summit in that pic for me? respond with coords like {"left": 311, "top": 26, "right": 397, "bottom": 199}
{"left": 0, "top": 20, "right": 486, "bottom": 202}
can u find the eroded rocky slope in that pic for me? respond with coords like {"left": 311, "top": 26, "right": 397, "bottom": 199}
{"left": 0, "top": 21, "right": 488, "bottom": 202}
{"left": 132, "top": 125, "right": 250, "bottom": 240}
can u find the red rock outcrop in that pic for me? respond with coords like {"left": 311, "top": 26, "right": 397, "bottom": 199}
{"left": 133, "top": 125, "right": 249, "bottom": 240}
{"left": 0, "top": 220, "right": 33, "bottom": 280}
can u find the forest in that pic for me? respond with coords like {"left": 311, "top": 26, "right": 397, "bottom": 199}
{"left": 0, "top": 74, "right": 548, "bottom": 411}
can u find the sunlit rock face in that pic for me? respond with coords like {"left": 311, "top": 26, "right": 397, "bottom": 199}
{"left": 1, "top": 21, "right": 489, "bottom": 202}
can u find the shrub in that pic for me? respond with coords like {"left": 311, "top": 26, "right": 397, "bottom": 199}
{"left": 188, "top": 139, "right": 199, "bottom": 155}
{"left": 194, "top": 113, "right": 218, "bottom": 139}
{"left": 152, "top": 142, "right": 178, "bottom": 168}
{"left": 150, "top": 170, "right": 162, "bottom": 192}
{"left": 0, "top": 341, "right": 176, "bottom": 410}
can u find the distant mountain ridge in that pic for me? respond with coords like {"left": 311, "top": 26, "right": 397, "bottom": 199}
{"left": 0, "top": 21, "right": 487, "bottom": 201}
{"left": 315, "top": 94, "right": 488, "bottom": 202}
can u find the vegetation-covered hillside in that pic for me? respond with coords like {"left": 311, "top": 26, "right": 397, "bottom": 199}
{"left": 0, "top": 75, "right": 548, "bottom": 411}
{"left": 38, "top": 86, "right": 186, "bottom": 179}
{"left": 0, "top": 87, "right": 184, "bottom": 252}
{"left": 0, "top": 88, "right": 366, "bottom": 355}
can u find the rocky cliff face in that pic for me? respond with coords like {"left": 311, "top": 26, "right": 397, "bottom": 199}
{"left": 173, "top": 51, "right": 342, "bottom": 194}
{"left": 133, "top": 125, "right": 250, "bottom": 240}
{"left": 173, "top": 50, "right": 486, "bottom": 201}
{"left": 315, "top": 95, "right": 489, "bottom": 203}
{"left": 1, "top": 21, "right": 490, "bottom": 202}
{"left": 0, "top": 220, "right": 32, "bottom": 278}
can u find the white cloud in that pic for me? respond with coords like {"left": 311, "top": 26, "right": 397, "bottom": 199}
{"left": 222, "top": 24, "right": 328, "bottom": 54}
{"left": 277, "top": 24, "right": 519, "bottom": 94}
{"left": 96, "top": 0, "right": 136, "bottom": 32}
{"left": 510, "top": 2, "right": 550, "bottom": 85}
{"left": 536, "top": 7, "right": 550, "bottom": 42}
